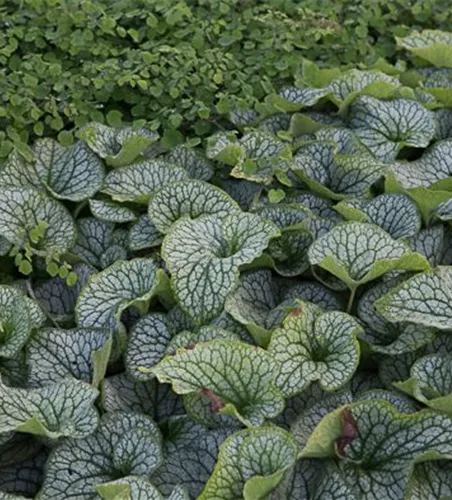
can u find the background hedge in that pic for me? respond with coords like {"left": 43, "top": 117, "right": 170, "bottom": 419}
{"left": 1, "top": 0, "right": 451, "bottom": 157}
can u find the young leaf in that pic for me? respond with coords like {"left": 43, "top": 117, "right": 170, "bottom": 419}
{"left": 162, "top": 213, "right": 280, "bottom": 324}
{"left": 308, "top": 222, "right": 430, "bottom": 290}
{"left": 148, "top": 180, "right": 240, "bottom": 234}
{"left": 268, "top": 301, "right": 362, "bottom": 396}
{"left": 376, "top": 266, "right": 452, "bottom": 329}
{"left": 0, "top": 377, "right": 98, "bottom": 439}
{"left": 153, "top": 340, "right": 285, "bottom": 426}
{"left": 198, "top": 426, "right": 298, "bottom": 500}
{"left": 128, "top": 214, "right": 163, "bottom": 251}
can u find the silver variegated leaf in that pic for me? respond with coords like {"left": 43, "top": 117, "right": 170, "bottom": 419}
{"left": 268, "top": 301, "right": 362, "bottom": 396}
{"left": 349, "top": 96, "right": 435, "bottom": 162}
{"left": 0, "top": 377, "right": 98, "bottom": 439}
{"left": 102, "top": 160, "right": 189, "bottom": 204}
{"left": 79, "top": 122, "right": 159, "bottom": 167}
{"left": 153, "top": 339, "right": 285, "bottom": 426}
{"left": 0, "top": 187, "right": 76, "bottom": 253}
{"left": 165, "top": 145, "right": 213, "bottom": 181}
{"left": 39, "top": 412, "right": 163, "bottom": 499}
{"left": 89, "top": 199, "right": 138, "bottom": 223}
{"left": 162, "top": 213, "right": 280, "bottom": 324}
{"left": 148, "top": 180, "right": 240, "bottom": 234}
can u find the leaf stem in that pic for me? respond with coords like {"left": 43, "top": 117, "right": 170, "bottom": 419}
{"left": 346, "top": 287, "right": 357, "bottom": 314}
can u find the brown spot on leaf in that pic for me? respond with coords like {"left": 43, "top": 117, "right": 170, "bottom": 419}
{"left": 336, "top": 407, "right": 358, "bottom": 457}
{"left": 290, "top": 304, "right": 303, "bottom": 317}
{"left": 201, "top": 388, "right": 225, "bottom": 413}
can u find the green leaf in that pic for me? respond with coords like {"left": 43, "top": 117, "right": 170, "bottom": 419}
{"left": 39, "top": 412, "right": 162, "bottom": 499}
{"left": 89, "top": 199, "right": 138, "bottom": 223}
{"left": 149, "top": 180, "right": 240, "bottom": 234}
{"left": 153, "top": 340, "right": 285, "bottom": 426}
{"left": 376, "top": 266, "right": 452, "bottom": 329}
{"left": 349, "top": 96, "right": 435, "bottom": 162}
{"left": 407, "top": 460, "right": 452, "bottom": 499}
{"left": 76, "top": 258, "right": 165, "bottom": 333}
{"left": 292, "top": 143, "right": 384, "bottom": 199}
{"left": 165, "top": 146, "right": 213, "bottom": 181}
{"left": 0, "top": 187, "right": 76, "bottom": 254}
{"left": 0, "top": 377, "right": 98, "bottom": 439}
{"left": 128, "top": 214, "right": 163, "bottom": 251}
{"left": 34, "top": 263, "right": 94, "bottom": 322}
{"left": 395, "top": 354, "right": 452, "bottom": 414}
{"left": 397, "top": 30, "right": 452, "bottom": 68}
{"left": 308, "top": 222, "right": 430, "bottom": 289}
{"left": 268, "top": 87, "right": 328, "bottom": 112}
{"left": 101, "top": 374, "right": 184, "bottom": 423}
{"left": 301, "top": 400, "right": 452, "bottom": 499}
{"left": 26, "top": 327, "right": 111, "bottom": 387}
{"left": 388, "top": 139, "right": 452, "bottom": 189}
{"left": 79, "top": 123, "right": 159, "bottom": 167}
{"left": 268, "top": 301, "right": 362, "bottom": 396}
{"left": 225, "top": 269, "right": 341, "bottom": 347}
{"left": 162, "top": 213, "right": 280, "bottom": 324}
{"left": 198, "top": 426, "right": 297, "bottom": 500}
{"left": 334, "top": 194, "right": 421, "bottom": 239}
{"left": 96, "top": 476, "right": 188, "bottom": 500}
{"left": 102, "top": 160, "right": 189, "bottom": 204}
{"left": 153, "top": 416, "right": 234, "bottom": 498}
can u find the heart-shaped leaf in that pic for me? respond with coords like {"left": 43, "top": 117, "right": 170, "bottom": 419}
{"left": 162, "top": 213, "right": 280, "bottom": 324}
{"left": 268, "top": 301, "right": 362, "bottom": 396}
{"left": 153, "top": 340, "right": 285, "bottom": 426}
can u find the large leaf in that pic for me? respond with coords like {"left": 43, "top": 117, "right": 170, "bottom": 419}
{"left": 96, "top": 476, "right": 189, "bottom": 500}
{"left": 292, "top": 141, "right": 384, "bottom": 199}
{"left": 153, "top": 416, "right": 234, "bottom": 498}
{"left": 76, "top": 258, "right": 165, "bottom": 332}
{"left": 388, "top": 139, "right": 452, "bottom": 189}
{"left": 406, "top": 460, "right": 452, "bottom": 499}
{"left": 162, "top": 213, "right": 280, "bottom": 324}
{"left": 0, "top": 140, "right": 104, "bottom": 202}
{"left": 128, "top": 215, "right": 163, "bottom": 251}
{"left": 101, "top": 374, "right": 184, "bottom": 423}
{"left": 268, "top": 301, "right": 362, "bottom": 396}
{"left": 349, "top": 96, "right": 435, "bottom": 162}
{"left": 225, "top": 269, "right": 341, "bottom": 346}
{"left": 102, "top": 160, "right": 189, "bottom": 204}
{"left": 301, "top": 400, "right": 452, "bottom": 499}
{"left": 26, "top": 327, "right": 112, "bottom": 387}
{"left": 397, "top": 30, "right": 452, "bottom": 69}
{"left": 0, "top": 187, "right": 76, "bottom": 253}
{"left": 308, "top": 222, "right": 430, "bottom": 290}
{"left": 394, "top": 354, "right": 452, "bottom": 414}
{"left": 0, "top": 377, "right": 98, "bottom": 439}
{"left": 39, "top": 412, "right": 162, "bottom": 499}
{"left": 148, "top": 180, "right": 240, "bottom": 234}
{"left": 334, "top": 193, "right": 421, "bottom": 239}
{"left": 153, "top": 340, "right": 285, "bottom": 426}
{"left": 89, "top": 199, "right": 138, "bottom": 223}
{"left": 165, "top": 145, "right": 213, "bottom": 181}
{"left": 79, "top": 123, "right": 159, "bottom": 167}
{"left": 376, "top": 266, "right": 452, "bottom": 329}
{"left": 198, "top": 426, "right": 298, "bottom": 500}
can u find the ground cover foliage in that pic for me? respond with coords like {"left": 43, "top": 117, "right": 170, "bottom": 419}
{"left": 1, "top": 0, "right": 452, "bottom": 158}
{"left": 3, "top": 26, "right": 452, "bottom": 500}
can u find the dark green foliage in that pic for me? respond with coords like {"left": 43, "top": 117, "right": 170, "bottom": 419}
{"left": 1, "top": 0, "right": 451, "bottom": 157}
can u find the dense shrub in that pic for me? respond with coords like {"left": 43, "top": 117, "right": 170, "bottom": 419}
{"left": 2, "top": 31, "right": 452, "bottom": 497}
{"left": 1, "top": 0, "right": 452, "bottom": 157}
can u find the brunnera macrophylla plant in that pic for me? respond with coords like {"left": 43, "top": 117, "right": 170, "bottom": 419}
{"left": 3, "top": 32, "right": 452, "bottom": 500}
